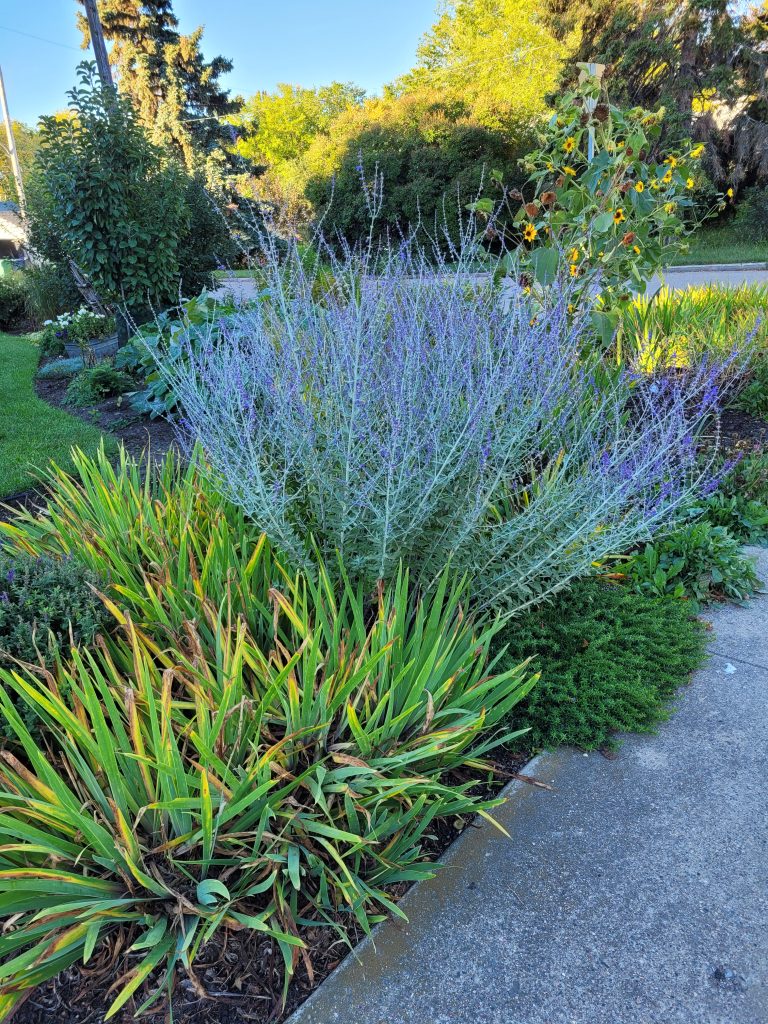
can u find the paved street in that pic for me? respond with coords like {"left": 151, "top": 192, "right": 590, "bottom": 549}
{"left": 214, "top": 263, "right": 768, "bottom": 306}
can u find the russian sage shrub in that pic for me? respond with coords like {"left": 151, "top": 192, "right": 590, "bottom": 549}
{"left": 160, "top": 238, "right": 734, "bottom": 612}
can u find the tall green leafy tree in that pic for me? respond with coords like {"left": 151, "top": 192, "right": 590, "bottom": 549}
{"left": 392, "top": 0, "right": 569, "bottom": 131}
{"left": 233, "top": 82, "right": 366, "bottom": 169}
{"left": 76, "top": 0, "right": 240, "bottom": 168}
{"left": 0, "top": 122, "right": 39, "bottom": 204}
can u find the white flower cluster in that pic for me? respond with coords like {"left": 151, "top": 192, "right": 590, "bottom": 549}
{"left": 44, "top": 308, "right": 110, "bottom": 330}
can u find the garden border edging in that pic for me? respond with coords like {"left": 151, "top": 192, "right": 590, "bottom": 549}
{"left": 285, "top": 749, "right": 553, "bottom": 1023}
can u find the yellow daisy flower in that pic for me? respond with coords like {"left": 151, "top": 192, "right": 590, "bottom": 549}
{"left": 568, "top": 247, "right": 580, "bottom": 263}
{"left": 569, "top": 263, "right": 579, "bottom": 277}
{"left": 563, "top": 166, "right": 577, "bottom": 176}
{"left": 727, "top": 187, "right": 734, "bottom": 199}
{"left": 635, "top": 181, "right": 645, "bottom": 193}
{"left": 563, "top": 136, "right": 576, "bottom": 153}
{"left": 686, "top": 177, "right": 694, "bottom": 189}
{"left": 691, "top": 144, "right": 704, "bottom": 158}
{"left": 662, "top": 170, "right": 673, "bottom": 184}
{"left": 665, "top": 155, "right": 678, "bottom": 168}
{"left": 523, "top": 223, "right": 538, "bottom": 243}
{"left": 633, "top": 245, "right": 641, "bottom": 254}
{"left": 664, "top": 201, "right": 676, "bottom": 215}
{"left": 613, "top": 208, "right": 626, "bottom": 224}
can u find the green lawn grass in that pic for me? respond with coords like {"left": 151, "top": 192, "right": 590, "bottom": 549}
{"left": 675, "top": 223, "right": 768, "bottom": 266}
{"left": 213, "top": 268, "right": 259, "bottom": 279}
{"left": 0, "top": 333, "right": 116, "bottom": 498}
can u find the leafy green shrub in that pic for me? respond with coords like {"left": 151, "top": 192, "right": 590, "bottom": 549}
{"left": 65, "top": 363, "right": 133, "bottom": 407}
{"left": 35, "top": 64, "right": 189, "bottom": 314}
{"left": 115, "top": 292, "right": 240, "bottom": 416}
{"left": 176, "top": 173, "right": 239, "bottom": 293}
{"left": 0, "top": 532, "right": 534, "bottom": 1017}
{"left": 23, "top": 260, "right": 81, "bottom": 325}
{"left": 0, "top": 271, "right": 28, "bottom": 331}
{"left": 732, "top": 186, "right": 768, "bottom": 242}
{"left": 0, "top": 549, "right": 106, "bottom": 672}
{"left": 35, "top": 356, "right": 84, "bottom": 380}
{"left": 691, "top": 450, "right": 768, "bottom": 543}
{"left": 623, "top": 520, "right": 760, "bottom": 607}
{"left": 733, "top": 355, "right": 768, "bottom": 419}
{"left": 494, "top": 580, "right": 706, "bottom": 750}
{"left": 304, "top": 89, "right": 530, "bottom": 253}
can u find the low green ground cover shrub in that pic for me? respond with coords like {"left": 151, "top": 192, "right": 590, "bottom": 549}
{"left": 622, "top": 520, "right": 760, "bottom": 607}
{"left": 0, "top": 550, "right": 108, "bottom": 736}
{"left": 494, "top": 580, "right": 706, "bottom": 750}
{"left": 64, "top": 362, "right": 133, "bottom": 407}
{"left": 0, "top": 550, "right": 106, "bottom": 671}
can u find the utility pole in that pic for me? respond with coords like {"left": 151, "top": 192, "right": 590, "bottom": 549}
{"left": 0, "top": 65, "right": 25, "bottom": 214}
{"left": 82, "top": 0, "right": 114, "bottom": 91}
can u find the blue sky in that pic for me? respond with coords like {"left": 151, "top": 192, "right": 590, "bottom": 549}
{"left": 0, "top": 0, "right": 438, "bottom": 126}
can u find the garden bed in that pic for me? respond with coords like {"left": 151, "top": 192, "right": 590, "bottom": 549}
{"left": 12, "top": 747, "right": 534, "bottom": 1024}
{"left": 34, "top": 374, "right": 177, "bottom": 462}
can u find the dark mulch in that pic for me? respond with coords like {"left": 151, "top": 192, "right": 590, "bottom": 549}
{"left": 0, "top": 486, "right": 47, "bottom": 519}
{"left": 34, "top": 377, "right": 178, "bottom": 462}
{"left": 720, "top": 407, "right": 768, "bottom": 449}
{"left": 11, "top": 750, "right": 533, "bottom": 1024}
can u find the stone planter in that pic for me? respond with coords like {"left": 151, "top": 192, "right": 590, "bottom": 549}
{"left": 64, "top": 333, "right": 119, "bottom": 360}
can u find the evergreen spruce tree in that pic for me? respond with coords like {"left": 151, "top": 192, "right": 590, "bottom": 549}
{"left": 77, "top": 1, "right": 240, "bottom": 168}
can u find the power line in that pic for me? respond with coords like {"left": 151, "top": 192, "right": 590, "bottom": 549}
{"left": 0, "top": 24, "right": 82, "bottom": 53}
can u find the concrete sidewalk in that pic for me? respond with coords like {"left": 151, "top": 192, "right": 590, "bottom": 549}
{"left": 289, "top": 549, "right": 768, "bottom": 1024}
